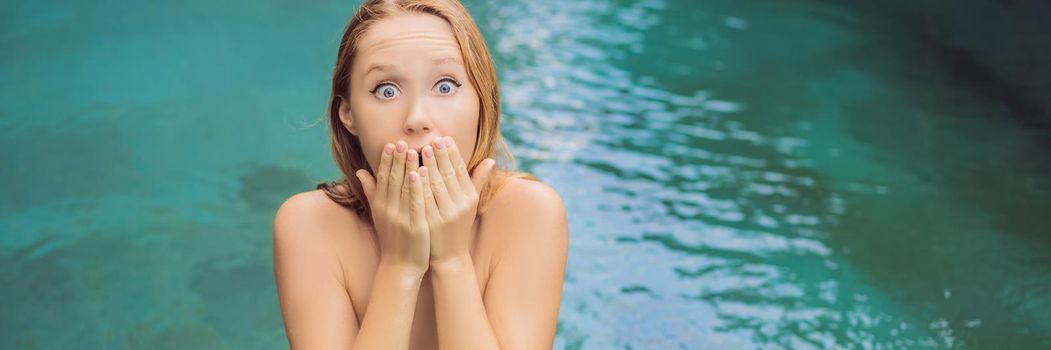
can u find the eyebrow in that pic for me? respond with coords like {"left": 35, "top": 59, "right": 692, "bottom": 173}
{"left": 364, "top": 57, "right": 463, "bottom": 78}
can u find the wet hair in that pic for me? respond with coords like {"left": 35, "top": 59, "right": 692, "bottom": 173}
{"left": 317, "top": 0, "right": 537, "bottom": 223}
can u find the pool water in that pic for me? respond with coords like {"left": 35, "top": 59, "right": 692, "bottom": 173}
{"left": 2, "top": 0, "right": 1049, "bottom": 348}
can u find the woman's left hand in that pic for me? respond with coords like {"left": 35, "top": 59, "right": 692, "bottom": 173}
{"left": 419, "top": 136, "right": 496, "bottom": 266}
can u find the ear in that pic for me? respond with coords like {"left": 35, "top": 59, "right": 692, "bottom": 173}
{"left": 337, "top": 97, "right": 359, "bottom": 136}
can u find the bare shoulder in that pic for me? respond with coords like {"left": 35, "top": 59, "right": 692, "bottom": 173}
{"left": 275, "top": 189, "right": 359, "bottom": 229}
{"left": 488, "top": 177, "right": 565, "bottom": 214}
{"left": 272, "top": 190, "right": 363, "bottom": 348}
{"left": 273, "top": 189, "right": 368, "bottom": 254}
{"left": 484, "top": 177, "right": 568, "bottom": 241}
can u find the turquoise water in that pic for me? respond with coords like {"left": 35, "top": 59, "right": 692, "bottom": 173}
{"left": 2, "top": 0, "right": 1050, "bottom": 348}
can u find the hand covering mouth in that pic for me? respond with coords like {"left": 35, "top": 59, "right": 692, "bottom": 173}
{"left": 414, "top": 147, "right": 425, "bottom": 167}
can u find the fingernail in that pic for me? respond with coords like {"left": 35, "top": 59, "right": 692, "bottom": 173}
{"left": 409, "top": 172, "right": 418, "bottom": 183}
{"left": 384, "top": 143, "right": 395, "bottom": 154}
{"left": 444, "top": 136, "right": 454, "bottom": 148}
{"left": 423, "top": 146, "right": 434, "bottom": 158}
{"left": 396, "top": 141, "right": 407, "bottom": 153}
{"left": 408, "top": 149, "right": 417, "bottom": 161}
{"left": 435, "top": 139, "right": 445, "bottom": 150}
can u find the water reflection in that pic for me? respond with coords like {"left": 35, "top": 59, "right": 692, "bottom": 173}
{"left": 484, "top": 0, "right": 965, "bottom": 348}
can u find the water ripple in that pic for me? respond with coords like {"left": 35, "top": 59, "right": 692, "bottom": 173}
{"left": 483, "top": 0, "right": 920, "bottom": 348}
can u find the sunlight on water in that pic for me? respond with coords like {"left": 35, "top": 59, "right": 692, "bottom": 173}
{"left": 483, "top": 0, "right": 924, "bottom": 347}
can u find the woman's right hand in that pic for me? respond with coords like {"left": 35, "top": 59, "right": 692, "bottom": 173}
{"left": 355, "top": 140, "right": 430, "bottom": 274}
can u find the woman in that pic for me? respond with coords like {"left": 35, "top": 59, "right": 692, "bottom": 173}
{"left": 272, "top": 0, "right": 569, "bottom": 349}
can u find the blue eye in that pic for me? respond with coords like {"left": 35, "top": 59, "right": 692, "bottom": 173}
{"left": 434, "top": 78, "right": 461, "bottom": 95}
{"left": 370, "top": 83, "right": 399, "bottom": 100}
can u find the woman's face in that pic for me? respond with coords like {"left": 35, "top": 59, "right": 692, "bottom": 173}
{"left": 341, "top": 12, "right": 480, "bottom": 174}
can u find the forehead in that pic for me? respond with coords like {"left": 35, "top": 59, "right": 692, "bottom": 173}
{"left": 355, "top": 12, "right": 462, "bottom": 62}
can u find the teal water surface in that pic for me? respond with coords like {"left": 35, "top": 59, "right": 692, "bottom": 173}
{"left": 2, "top": 0, "right": 1050, "bottom": 349}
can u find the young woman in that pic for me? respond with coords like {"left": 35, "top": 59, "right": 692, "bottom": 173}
{"left": 272, "top": 0, "right": 569, "bottom": 349}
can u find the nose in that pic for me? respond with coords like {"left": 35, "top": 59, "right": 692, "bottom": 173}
{"left": 403, "top": 97, "right": 434, "bottom": 135}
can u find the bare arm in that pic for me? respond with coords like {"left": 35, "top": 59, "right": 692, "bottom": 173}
{"left": 417, "top": 135, "right": 568, "bottom": 349}
{"left": 431, "top": 257, "right": 501, "bottom": 350}
{"left": 430, "top": 181, "right": 569, "bottom": 350}
{"left": 352, "top": 261, "right": 425, "bottom": 350}
{"left": 273, "top": 192, "right": 426, "bottom": 350}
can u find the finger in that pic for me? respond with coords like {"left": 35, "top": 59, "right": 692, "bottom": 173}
{"left": 387, "top": 140, "right": 408, "bottom": 210}
{"left": 419, "top": 166, "right": 441, "bottom": 224}
{"left": 433, "top": 136, "right": 463, "bottom": 197}
{"left": 373, "top": 143, "right": 395, "bottom": 205}
{"left": 409, "top": 170, "right": 426, "bottom": 232}
{"left": 355, "top": 169, "right": 375, "bottom": 198}
{"left": 444, "top": 136, "right": 474, "bottom": 195}
{"left": 422, "top": 144, "right": 439, "bottom": 178}
{"left": 405, "top": 149, "right": 419, "bottom": 181}
{"left": 400, "top": 149, "right": 418, "bottom": 217}
{"left": 470, "top": 158, "right": 497, "bottom": 198}
{"left": 422, "top": 145, "right": 455, "bottom": 215}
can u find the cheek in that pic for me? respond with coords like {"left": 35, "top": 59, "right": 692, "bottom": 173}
{"left": 421, "top": 94, "right": 478, "bottom": 134}
{"left": 357, "top": 142, "right": 380, "bottom": 175}
{"left": 440, "top": 88, "right": 480, "bottom": 123}
{"left": 448, "top": 92, "right": 481, "bottom": 162}
{"left": 349, "top": 105, "right": 401, "bottom": 171}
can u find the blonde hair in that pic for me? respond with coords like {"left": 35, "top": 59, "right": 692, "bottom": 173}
{"left": 317, "top": 0, "right": 537, "bottom": 223}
